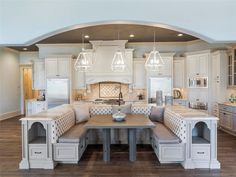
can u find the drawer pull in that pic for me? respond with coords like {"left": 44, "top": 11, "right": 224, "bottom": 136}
{"left": 197, "top": 152, "right": 205, "bottom": 154}
{"left": 34, "top": 152, "right": 42, "bottom": 154}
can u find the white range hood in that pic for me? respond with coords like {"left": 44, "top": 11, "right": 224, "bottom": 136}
{"left": 85, "top": 40, "right": 134, "bottom": 85}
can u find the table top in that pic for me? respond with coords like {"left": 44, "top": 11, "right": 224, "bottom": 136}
{"left": 84, "top": 114, "right": 155, "bottom": 129}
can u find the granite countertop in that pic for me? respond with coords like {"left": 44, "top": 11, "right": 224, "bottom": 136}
{"left": 165, "top": 105, "right": 218, "bottom": 120}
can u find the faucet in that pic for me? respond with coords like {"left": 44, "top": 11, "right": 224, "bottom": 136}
{"left": 118, "top": 92, "right": 123, "bottom": 106}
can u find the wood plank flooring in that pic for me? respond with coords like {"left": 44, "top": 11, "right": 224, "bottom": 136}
{"left": 0, "top": 116, "right": 236, "bottom": 177}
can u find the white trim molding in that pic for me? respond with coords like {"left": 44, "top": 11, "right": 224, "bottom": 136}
{"left": 0, "top": 110, "right": 21, "bottom": 121}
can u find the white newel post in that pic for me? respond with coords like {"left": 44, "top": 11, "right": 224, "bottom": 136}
{"left": 210, "top": 120, "right": 221, "bottom": 169}
{"left": 19, "top": 120, "right": 30, "bottom": 169}
{"left": 182, "top": 121, "right": 194, "bottom": 169}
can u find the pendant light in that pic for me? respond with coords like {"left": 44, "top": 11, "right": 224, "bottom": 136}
{"left": 145, "top": 31, "right": 164, "bottom": 71}
{"left": 74, "top": 33, "right": 93, "bottom": 72}
{"left": 111, "top": 31, "right": 126, "bottom": 72}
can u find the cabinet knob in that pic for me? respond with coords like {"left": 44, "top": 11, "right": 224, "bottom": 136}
{"left": 196, "top": 73, "right": 199, "bottom": 76}
{"left": 56, "top": 74, "right": 60, "bottom": 77}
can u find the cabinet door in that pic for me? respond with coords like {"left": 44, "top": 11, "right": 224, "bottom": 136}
{"left": 220, "top": 112, "right": 233, "bottom": 130}
{"left": 198, "top": 54, "right": 209, "bottom": 76}
{"left": 188, "top": 90, "right": 208, "bottom": 102}
{"left": 45, "top": 58, "right": 58, "bottom": 77}
{"left": 186, "top": 56, "right": 198, "bottom": 77}
{"left": 58, "top": 58, "right": 70, "bottom": 77}
{"left": 133, "top": 60, "right": 146, "bottom": 89}
{"left": 33, "top": 61, "right": 45, "bottom": 89}
{"left": 173, "top": 60, "right": 184, "bottom": 88}
{"left": 72, "top": 59, "right": 86, "bottom": 89}
{"left": 160, "top": 57, "right": 172, "bottom": 76}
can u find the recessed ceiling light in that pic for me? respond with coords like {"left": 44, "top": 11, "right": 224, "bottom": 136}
{"left": 177, "top": 33, "right": 183, "bottom": 37}
{"left": 84, "top": 35, "right": 90, "bottom": 39}
{"left": 129, "top": 34, "right": 135, "bottom": 38}
{"left": 23, "top": 48, "right": 28, "bottom": 51}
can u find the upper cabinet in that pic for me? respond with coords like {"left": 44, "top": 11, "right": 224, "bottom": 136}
{"left": 33, "top": 60, "right": 45, "bottom": 90}
{"left": 227, "top": 49, "right": 236, "bottom": 87}
{"left": 72, "top": 59, "right": 86, "bottom": 89}
{"left": 45, "top": 57, "right": 71, "bottom": 78}
{"left": 146, "top": 53, "right": 174, "bottom": 77}
{"left": 133, "top": 58, "right": 146, "bottom": 89}
{"left": 186, "top": 52, "right": 209, "bottom": 77}
{"left": 173, "top": 57, "right": 185, "bottom": 88}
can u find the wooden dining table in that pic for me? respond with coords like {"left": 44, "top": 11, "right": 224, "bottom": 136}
{"left": 84, "top": 114, "right": 155, "bottom": 162}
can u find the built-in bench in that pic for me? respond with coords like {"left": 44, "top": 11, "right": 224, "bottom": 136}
{"left": 150, "top": 122, "right": 185, "bottom": 163}
{"left": 53, "top": 122, "right": 89, "bottom": 164}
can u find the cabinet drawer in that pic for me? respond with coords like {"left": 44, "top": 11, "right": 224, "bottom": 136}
{"left": 192, "top": 145, "right": 210, "bottom": 160}
{"left": 54, "top": 143, "right": 79, "bottom": 162}
{"left": 29, "top": 144, "right": 46, "bottom": 159}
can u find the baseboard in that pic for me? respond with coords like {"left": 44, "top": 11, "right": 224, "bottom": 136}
{"left": 0, "top": 110, "right": 21, "bottom": 121}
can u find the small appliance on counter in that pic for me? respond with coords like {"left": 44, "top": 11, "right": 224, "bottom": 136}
{"left": 165, "top": 96, "right": 173, "bottom": 105}
{"left": 173, "top": 89, "right": 182, "bottom": 99}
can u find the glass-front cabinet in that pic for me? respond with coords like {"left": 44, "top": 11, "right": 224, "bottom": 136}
{"left": 228, "top": 49, "right": 236, "bottom": 87}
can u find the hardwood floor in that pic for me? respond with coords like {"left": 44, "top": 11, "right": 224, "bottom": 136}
{"left": 0, "top": 117, "right": 236, "bottom": 177}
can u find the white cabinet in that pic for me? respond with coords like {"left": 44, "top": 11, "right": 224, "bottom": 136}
{"left": 147, "top": 57, "right": 173, "bottom": 77}
{"left": 33, "top": 60, "right": 45, "bottom": 90}
{"left": 72, "top": 59, "right": 86, "bottom": 89}
{"left": 173, "top": 58, "right": 185, "bottom": 88}
{"left": 211, "top": 51, "right": 227, "bottom": 115}
{"left": 186, "top": 53, "right": 209, "bottom": 77}
{"left": 26, "top": 100, "right": 47, "bottom": 116}
{"left": 45, "top": 57, "right": 70, "bottom": 78}
{"left": 188, "top": 89, "right": 208, "bottom": 103}
{"left": 133, "top": 59, "right": 146, "bottom": 89}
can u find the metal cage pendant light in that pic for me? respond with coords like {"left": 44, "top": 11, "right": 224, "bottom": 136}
{"left": 145, "top": 31, "right": 164, "bottom": 71}
{"left": 111, "top": 31, "right": 126, "bottom": 72}
{"left": 74, "top": 34, "right": 93, "bottom": 72}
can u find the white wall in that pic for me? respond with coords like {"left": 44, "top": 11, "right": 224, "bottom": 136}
{"left": 0, "top": 0, "right": 236, "bottom": 45}
{"left": 0, "top": 48, "right": 21, "bottom": 120}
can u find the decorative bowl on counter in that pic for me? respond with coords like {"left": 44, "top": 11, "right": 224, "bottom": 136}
{"left": 112, "top": 111, "right": 126, "bottom": 122}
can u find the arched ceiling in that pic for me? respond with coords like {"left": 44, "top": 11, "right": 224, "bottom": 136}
{"left": 9, "top": 24, "right": 198, "bottom": 51}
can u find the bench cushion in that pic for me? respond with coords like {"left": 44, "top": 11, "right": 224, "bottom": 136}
{"left": 58, "top": 122, "right": 87, "bottom": 143}
{"left": 152, "top": 122, "right": 180, "bottom": 144}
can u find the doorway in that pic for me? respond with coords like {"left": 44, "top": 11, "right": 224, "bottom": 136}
{"left": 21, "top": 66, "right": 39, "bottom": 114}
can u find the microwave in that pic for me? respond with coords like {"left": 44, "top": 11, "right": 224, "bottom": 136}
{"left": 188, "top": 77, "right": 208, "bottom": 88}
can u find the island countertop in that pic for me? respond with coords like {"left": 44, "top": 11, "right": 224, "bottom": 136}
{"left": 165, "top": 105, "right": 218, "bottom": 121}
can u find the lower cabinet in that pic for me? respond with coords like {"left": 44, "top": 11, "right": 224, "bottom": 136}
{"left": 26, "top": 100, "right": 47, "bottom": 116}
{"left": 218, "top": 104, "right": 236, "bottom": 134}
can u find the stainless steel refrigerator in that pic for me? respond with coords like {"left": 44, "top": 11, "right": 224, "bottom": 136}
{"left": 47, "top": 79, "right": 70, "bottom": 109}
{"left": 148, "top": 77, "right": 172, "bottom": 103}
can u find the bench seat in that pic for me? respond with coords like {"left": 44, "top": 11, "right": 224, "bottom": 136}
{"left": 152, "top": 122, "right": 180, "bottom": 144}
{"left": 151, "top": 122, "right": 184, "bottom": 164}
{"left": 53, "top": 122, "right": 89, "bottom": 164}
{"left": 58, "top": 122, "right": 87, "bottom": 143}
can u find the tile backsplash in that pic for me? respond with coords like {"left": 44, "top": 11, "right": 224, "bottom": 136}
{"left": 73, "top": 83, "right": 146, "bottom": 101}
